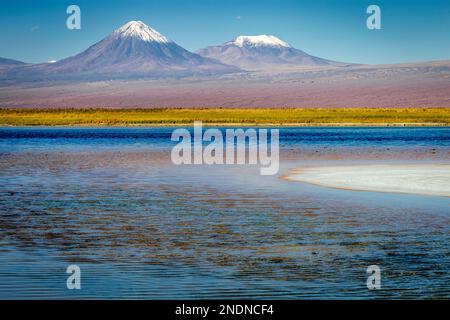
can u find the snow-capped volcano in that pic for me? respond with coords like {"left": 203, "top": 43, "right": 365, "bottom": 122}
{"left": 197, "top": 35, "right": 348, "bottom": 71}
{"left": 50, "top": 20, "right": 240, "bottom": 77}
{"left": 3, "top": 20, "right": 239, "bottom": 80}
{"left": 114, "top": 20, "right": 172, "bottom": 43}
{"left": 230, "top": 35, "right": 291, "bottom": 48}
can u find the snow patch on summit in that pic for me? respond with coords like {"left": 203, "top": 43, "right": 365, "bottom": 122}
{"left": 231, "top": 35, "right": 291, "bottom": 48}
{"left": 114, "top": 21, "right": 172, "bottom": 43}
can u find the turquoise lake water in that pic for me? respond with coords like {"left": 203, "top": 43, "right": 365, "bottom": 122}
{"left": 0, "top": 127, "right": 449, "bottom": 299}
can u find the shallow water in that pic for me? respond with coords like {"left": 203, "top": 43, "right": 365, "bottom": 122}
{"left": 0, "top": 127, "right": 449, "bottom": 299}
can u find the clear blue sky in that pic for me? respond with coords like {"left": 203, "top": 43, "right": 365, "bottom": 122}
{"left": 1, "top": 0, "right": 449, "bottom": 64}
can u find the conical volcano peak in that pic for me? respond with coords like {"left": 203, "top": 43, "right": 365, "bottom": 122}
{"left": 114, "top": 20, "right": 172, "bottom": 43}
{"left": 24, "top": 20, "right": 239, "bottom": 78}
{"left": 231, "top": 35, "right": 291, "bottom": 48}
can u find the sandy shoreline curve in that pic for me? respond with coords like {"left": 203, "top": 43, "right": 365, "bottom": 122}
{"left": 284, "top": 164, "right": 450, "bottom": 197}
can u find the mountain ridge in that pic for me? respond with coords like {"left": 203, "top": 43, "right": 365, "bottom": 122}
{"left": 0, "top": 21, "right": 240, "bottom": 80}
{"left": 197, "top": 35, "right": 349, "bottom": 71}
{"left": 0, "top": 22, "right": 355, "bottom": 81}
{"left": 0, "top": 57, "right": 27, "bottom": 68}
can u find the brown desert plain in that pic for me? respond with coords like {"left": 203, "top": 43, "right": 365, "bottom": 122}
{"left": 0, "top": 60, "right": 449, "bottom": 109}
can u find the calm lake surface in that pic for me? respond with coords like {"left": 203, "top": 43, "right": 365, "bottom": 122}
{"left": 0, "top": 127, "right": 449, "bottom": 299}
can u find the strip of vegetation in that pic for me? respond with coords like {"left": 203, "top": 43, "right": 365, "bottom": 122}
{"left": 0, "top": 108, "right": 449, "bottom": 126}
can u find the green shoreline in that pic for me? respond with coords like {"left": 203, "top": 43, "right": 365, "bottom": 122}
{"left": 1, "top": 108, "right": 449, "bottom": 126}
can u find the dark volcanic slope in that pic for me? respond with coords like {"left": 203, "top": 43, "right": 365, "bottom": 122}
{"left": 0, "top": 57, "right": 26, "bottom": 69}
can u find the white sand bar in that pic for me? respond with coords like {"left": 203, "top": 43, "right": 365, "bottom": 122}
{"left": 285, "top": 164, "right": 450, "bottom": 197}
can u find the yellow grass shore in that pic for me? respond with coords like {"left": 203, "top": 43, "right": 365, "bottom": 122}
{"left": 0, "top": 108, "right": 449, "bottom": 126}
